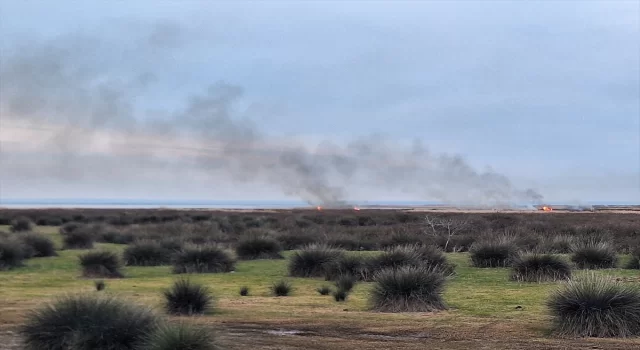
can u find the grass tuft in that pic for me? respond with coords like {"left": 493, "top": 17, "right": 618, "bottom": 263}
{"left": 20, "top": 232, "right": 57, "bottom": 258}
{"left": 235, "top": 235, "right": 284, "bottom": 260}
{"left": 469, "top": 239, "right": 518, "bottom": 268}
{"left": 370, "top": 266, "right": 447, "bottom": 312}
{"left": 288, "top": 244, "right": 344, "bottom": 277}
{"left": 79, "top": 250, "right": 124, "bottom": 278}
{"left": 333, "top": 288, "right": 349, "bottom": 302}
{"left": 95, "top": 280, "right": 106, "bottom": 291}
{"left": 510, "top": 253, "right": 572, "bottom": 282}
{"left": 124, "top": 240, "right": 172, "bottom": 266}
{"left": 334, "top": 274, "right": 356, "bottom": 292}
{"left": 10, "top": 216, "right": 34, "bottom": 232}
{"left": 163, "top": 278, "right": 214, "bottom": 315}
{"left": 571, "top": 242, "right": 618, "bottom": 269}
{"left": 317, "top": 286, "right": 331, "bottom": 296}
{"left": 20, "top": 294, "right": 158, "bottom": 350}
{"left": 625, "top": 247, "right": 640, "bottom": 269}
{"left": 239, "top": 286, "right": 249, "bottom": 296}
{"left": 172, "top": 245, "right": 236, "bottom": 274}
{"left": 62, "top": 230, "right": 95, "bottom": 249}
{"left": 0, "top": 238, "right": 26, "bottom": 270}
{"left": 547, "top": 273, "right": 640, "bottom": 337}
{"left": 140, "top": 322, "right": 219, "bottom": 350}
{"left": 272, "top": 280, "right": 292, "bottom": 297}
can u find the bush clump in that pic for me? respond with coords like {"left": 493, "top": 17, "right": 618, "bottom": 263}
{"left": 288, "top": 244, "right": 344, "bottom": 277}
{"left": 79, "top": 250, "right": 124, "bottom": 278}
{"left": 571, "top": 242, "right": 618, "bottom": 269}
{"left": 10, "top": 216, "right": 34, "bottom": 232}
{"left": 164, "top": 278, "right": 214, "bottom": 315}
{"left": 20, "top": 294, "right": 158, "bottom": 350}
{"left": 272, "top": 280, "right": 292, "bottom": 296}
{"left": 547, "top": 273, "right": 640, "bottom": 337}
{"left": 510, "top": 253, "right": 572, "bottom": 282}
{"left": 235, "top": 235, "right": 283, "bottom": 260}
{"left": 172, "top": 245, "right": 236, "bottom": 274}
{"left": 20, "top": 232, "right": 57, "bottom": 258}
{"left": 62, "top": 230, "right": 95, "bottom": 249}
{"left": 369, "top": 266, "right": 447, "bottom": 312}
{"left": 140, "top": 323, "right": 218, "bottom": 350}
{"left": 469, "top": 239, "right": 518, "bottom": 268}
{"left": 124, "top": 240, "right": 172, "bottom": 266}
{"left": 0, "top": 238, "right": 26, "bottom": 270}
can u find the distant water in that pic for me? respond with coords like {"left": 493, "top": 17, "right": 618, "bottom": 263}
{"left": 0, "top": 198, "right": 636, "bottom": 209}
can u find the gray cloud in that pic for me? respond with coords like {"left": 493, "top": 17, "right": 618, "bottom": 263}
{"left": 0, "top": 1, "right": 637, "bottom": 204}
{"left": 0, "top": 25, "right": 545, "bottom": 207}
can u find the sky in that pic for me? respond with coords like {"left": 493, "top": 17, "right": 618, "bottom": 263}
{"left": 0, "top": 0, "right": 638, "bottom": 205}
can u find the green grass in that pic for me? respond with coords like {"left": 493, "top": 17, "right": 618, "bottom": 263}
{"left": 1, "top": 225, "right": 639, "bottom": 334}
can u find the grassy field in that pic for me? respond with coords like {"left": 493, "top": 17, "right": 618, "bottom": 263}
{"left": 1, "top": 223, "right": 639, "bottom": 349}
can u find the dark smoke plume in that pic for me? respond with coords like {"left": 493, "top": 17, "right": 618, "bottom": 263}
{"left": 0, "top": 25, "right": 544, "bottom": 207}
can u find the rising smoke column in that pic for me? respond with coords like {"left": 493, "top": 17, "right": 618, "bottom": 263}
{"left": 0, "top": 25, "right": 544, "bottom": 207}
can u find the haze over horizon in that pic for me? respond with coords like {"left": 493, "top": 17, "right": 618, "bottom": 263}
{"left": 0, "top": 1, "right": 638, "bottom": 205}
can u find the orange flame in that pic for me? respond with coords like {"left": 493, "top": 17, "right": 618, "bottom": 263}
{"left": 542, "top": 206, "right": 553, "bottom": 212}
{"left": 353, "top": 207, "right": 360, "bottom": 211}
{"left": 316, "top": 206, "right": 322, "bottom": 211}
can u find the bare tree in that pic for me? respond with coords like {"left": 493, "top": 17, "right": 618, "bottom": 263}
{"left": 424, "top": 215, "right": 470, "bottom": 252}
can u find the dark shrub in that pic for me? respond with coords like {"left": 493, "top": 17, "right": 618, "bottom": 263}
{"left": 333, "top": 289, "right": 348, "bottom": 302}
{"left": 272, "top": 280, "right": 292, "bottom": 296}
{"left": 20, "top": 294, "right": 158, "bottom": 350}
{"left": 571, "top": 242, "right": 618, "bottom": 269}
{"left": 323, "top": 254, "right": 367, "bottom": 281}
{"left": 79, "top": 250, "right": 123, "bottom": 278}
{"left": 95, "top": 280, "right": 106, "bottom": 291}
{"left": 469, "top": 239, "right": 518, "bottom": 268}
{"left": 334, "top": 274, "right": 356, "bottom": 292}
{"left": 325, "top": 234, "right": 376, "bottom": 251}
{"left": 124, "top": 241, "right": 171, "bottom": 266}
{"left": 141, "top": 323, "right": 218, "bottom": 350}
{"left": 240, "top": 286, "right": 249, "bottom": 296}
{"left": 172, "top": 245, "right": 235, "bottom": 274}
{"left": 625, "top": 248, "right": 640, "bottom": 269}
{"left": 235, "top": 236, "right": 283, "bottom": 260}
{"left": 0, "top": 238, "right": 26, "bottom": 270}
{"left": 288, "top": 244, "right": 344, "bottom": 277}
{"left": 10, "top": 216, "right": 34, "bottom": 232}
{"left": 317, "top": 286, "right": 331, "bottom": 295}
{"left": 63, "top": 230, "right": 95, "bottom": 249}
{"left": 510, "top": 254, "right": 572, "bottom": 282}
{"left": 20, "top": 232, "right": 57, "bottom": 257}
{"left": 547, "top": 273, "right": 640, "bottom": 337}
{"left": 164, "top": 278, "right": 214, "bottom": 315}
{"left": 370, "top": 266, "right": 447, "bottom": 312}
